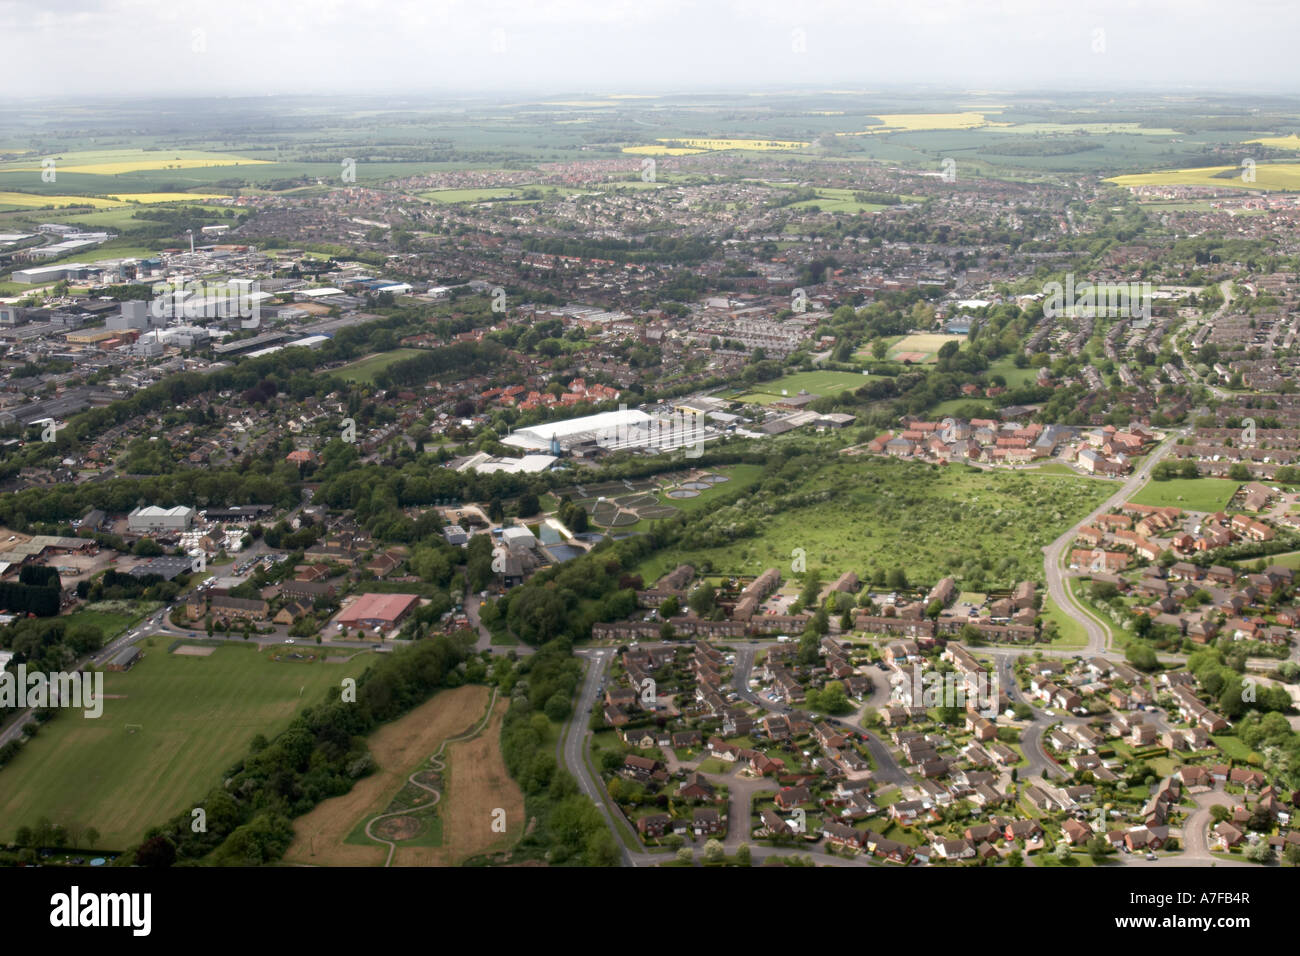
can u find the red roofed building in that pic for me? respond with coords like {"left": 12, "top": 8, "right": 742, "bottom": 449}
{"left": 337, "top": 592, "right": 420, "bottom": 630}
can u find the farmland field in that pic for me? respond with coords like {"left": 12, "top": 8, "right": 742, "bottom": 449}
{"left": 0, "top": 149, "right": 269, "bottom": 176}
{"left": 0, "top": 642, "right": 377, "bottom": 850}
{"left": 1107, "top": 164, "right": 1300, "bottom": 191}
{"left": 1128, "top": 478, "right": 1240, "bottom": 512}
{"left": 661, "top": 137, "right": 809, "bottom": 151}
{"left": 843, "top": 112, "right": 1001, "bottom": 134}
{"left": 621, "top": 145, "right": 706, "bottom": 156}
{"left": 734, "top": 370, "right": 868, "bottom": 404}
{"left": 1244, "top": 135, "right": 1300, "bottom": 150}
{"left": 0, "top": 191, "right": 227, "bottom": 209}
{"left": 636, "top": 458, "right": 1113, "bottom": 589}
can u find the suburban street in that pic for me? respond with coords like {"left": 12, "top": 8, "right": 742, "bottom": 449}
{"left": 1042, "top": 429, "right": 1186, "bottom": 656}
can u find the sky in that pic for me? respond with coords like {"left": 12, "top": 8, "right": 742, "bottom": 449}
{"left": 2, "top": 0, "right": 1298, "bottom": 99}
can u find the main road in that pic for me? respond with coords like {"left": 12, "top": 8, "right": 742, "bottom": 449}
{"left": 1042, "top": 429, "right": 1185, "bottom": 656}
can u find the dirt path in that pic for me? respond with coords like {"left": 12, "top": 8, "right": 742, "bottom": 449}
{"left": 364, "top": 687, "right": 499, "bottom": 866}
{"left": 282, "top": 684, "right": 490, "bottom": 866}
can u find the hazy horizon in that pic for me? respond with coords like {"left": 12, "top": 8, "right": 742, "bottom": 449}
{"left": 2, "top": 0, "right": 1298, "bottom": 99}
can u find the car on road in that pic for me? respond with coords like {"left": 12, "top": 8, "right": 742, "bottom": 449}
{"left": 286, "top": 639, "right": 295, "bottom": 644}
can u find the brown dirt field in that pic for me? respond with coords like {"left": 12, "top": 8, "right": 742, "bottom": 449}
{"left": 393, "top": 696, "right": 523, "bottom": 866}
{"left": 281, "top": 684, "right": 490, "bottom": 866}
{"left": 172, "top": 645, "right": 215, "bottom": 657}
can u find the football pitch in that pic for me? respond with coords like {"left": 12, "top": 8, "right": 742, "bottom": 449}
{"left": 0, "top": 641, "right": 376, "bottom": 850}
{"left": 735, "top": 370, "right": 868, "bottom": 405}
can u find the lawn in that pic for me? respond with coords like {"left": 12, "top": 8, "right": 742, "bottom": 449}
{"left": 1240, "top": 550, "right": 1300, "bottom": 570}
{"left": 986, "top": 356, "right": 1042, "bottom": 388}
{"left": 1129, "top": 478, "right": 1239, "bottom": 513}
{"left": 1041, "top": 594, "right": 1089, "bottom": 648}
{"left": 637, "top": 458, "right": 1113, "bottom": 591}
{"left": 1210, "top": 735, "right": 1258, "bottom": 761}
{"left": 0, "top": 642, "right": 377, "bottom": 850}
{"left": 734, "top": 370, "right": 868, "bottom": 405}
{"left": 332, "top": 348, "right": 424, "bottom": 384}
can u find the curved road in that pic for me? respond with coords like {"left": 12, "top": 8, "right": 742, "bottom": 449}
{"left": 1043, "top": 429, "right": 1185, "bottom": 656}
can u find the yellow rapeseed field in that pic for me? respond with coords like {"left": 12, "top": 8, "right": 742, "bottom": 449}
{"left": 2, "top": 149, "right": 268, "bottom": 176}
{"left": 0, "top": 191, "right": 227, "bottom": 209}
{"left": 1107, "top": 164, "right": 1300, "bottom": 191}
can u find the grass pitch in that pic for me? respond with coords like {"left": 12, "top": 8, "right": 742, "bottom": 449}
{"left": 735, "top": 370, "right": 868, "bottom": 405}
{"left": 0, "top": 642, "right": 376, "bottom": 850}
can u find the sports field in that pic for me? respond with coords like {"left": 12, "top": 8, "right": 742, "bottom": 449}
{"left": 1128, "top": 478, "right": 1240, "bottom": 513}
{"left": 0, "top": 642, "right": 376, "bottom": 850}
{"left": 887, "top": 332, "right": 966, "bottom": 363}
{"left": 333, "top": 348, "right": 423, "bottom": 383}
{"left": 735, "top": 370, "right": 867, "bottom": 405}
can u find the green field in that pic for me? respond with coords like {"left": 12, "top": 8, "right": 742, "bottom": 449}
{"left": 1129, "top": 478, "right": 1239, "bottom": 513}
{"left": 637, "top": 458, "right": 1113, "bottom": 589}
{"left": 1041, "top": 595, "right": 1089, "bottom": 648}
{"left": 61, "top": 600, "right": 158, "bottom": 642}
{"left": 735, "top": 370, "right": 868, "bottom": 405}
{"left": 986, "top": 356, "right": 1042, "bottom": 388}
{"left": 332, "top": 348, "right": 424, "bottom": 384}
{"left": 0, "top": 642, "right": 376, "bottom": 850}
{"left": 1240, "top": 550, "right": 1300, "bottom": 570}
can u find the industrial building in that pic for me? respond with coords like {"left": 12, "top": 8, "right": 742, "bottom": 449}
{"left": 127, "top": 505, "right": 196, "bottom": 534}
{"left": 501, "top": 407, "right": 712, "bottom": 456}
{"left": 10, "top": 262, "right": 97, "bottom": 284}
